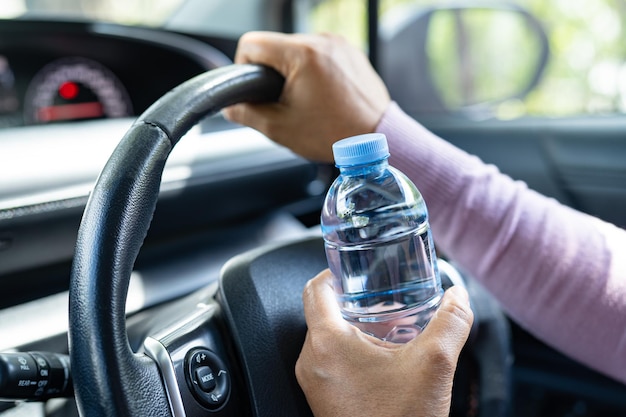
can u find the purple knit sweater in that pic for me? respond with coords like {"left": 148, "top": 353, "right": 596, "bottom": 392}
{"left": 377, "top": 102, "right": 626, "bottom": 384}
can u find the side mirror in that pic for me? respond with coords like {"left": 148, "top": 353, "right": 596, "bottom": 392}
{"left": 378, "top": 3, "right": 549, "bottom": 119}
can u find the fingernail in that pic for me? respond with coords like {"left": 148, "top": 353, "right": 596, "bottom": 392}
{"left": 448, "top": 285, "right": 469, "bottom": 302}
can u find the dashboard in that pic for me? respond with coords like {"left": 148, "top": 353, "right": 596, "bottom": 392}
{"left": 0, "top": 19, "right": 232, "bottom": 128}
{"left": 0, "top": 18, "right": 326, "bottom": 307}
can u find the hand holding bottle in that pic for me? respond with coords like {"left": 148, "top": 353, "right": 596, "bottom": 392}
{"left": 295, "top": 269, "right": 474, "bottom": 417}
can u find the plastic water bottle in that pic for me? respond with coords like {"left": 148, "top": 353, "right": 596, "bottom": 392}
{"left": 321, "top": 133, "right": 443, "bottom": 343}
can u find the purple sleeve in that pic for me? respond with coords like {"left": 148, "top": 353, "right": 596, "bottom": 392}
{"left": 377, "top": 102, "right": 626, "bottom": 384}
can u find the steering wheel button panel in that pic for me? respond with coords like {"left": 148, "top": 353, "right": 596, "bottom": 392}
{"left": 186, "top": 348, "right": 230, "bottom": 410}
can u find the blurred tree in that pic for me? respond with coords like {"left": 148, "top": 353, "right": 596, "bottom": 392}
{"left": 310, "top": 0, "right": 626, "bottom": 118}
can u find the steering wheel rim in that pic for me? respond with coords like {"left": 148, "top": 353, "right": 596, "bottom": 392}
{"left": 69, "top": 64, "right": 284, "bottom": 417}
{"left": 69, "top": 63, "right": 511, "bottom": 417}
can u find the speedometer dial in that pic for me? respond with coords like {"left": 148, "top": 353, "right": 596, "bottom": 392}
{"left": 23, "top": 57, "right": 133, "bottom": 124}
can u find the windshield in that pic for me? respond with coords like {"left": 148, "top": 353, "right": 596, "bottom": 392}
{"left": 1, "top": 0, "right": 186, "bottom": 26}
{"left": 0, "top": 0, "right": 287, "bottom": 38}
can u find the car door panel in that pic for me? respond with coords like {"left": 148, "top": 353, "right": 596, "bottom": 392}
{"left": 424, "top": 118, "right": 626, "bottom": 229}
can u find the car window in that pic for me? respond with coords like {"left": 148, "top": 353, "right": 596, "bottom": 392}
{"left": 0, "top": 0, "right": 185, "bottom": 26}
{"left": 308, "top": 0, "right": 626, "bottom": 120}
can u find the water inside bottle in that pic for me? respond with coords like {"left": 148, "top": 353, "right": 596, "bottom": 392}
{"left": 325, "top": 226, "right": 443, "bottom": 340}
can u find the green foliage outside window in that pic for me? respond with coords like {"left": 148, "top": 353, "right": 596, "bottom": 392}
{"left": 310, "top": 0, "right": 626, "bottom": 118}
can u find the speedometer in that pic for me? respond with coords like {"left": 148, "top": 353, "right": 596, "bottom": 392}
{"left": 23, "top": 57, "right": 133, "bottom": 124}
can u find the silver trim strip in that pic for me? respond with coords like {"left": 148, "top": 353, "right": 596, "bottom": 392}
{"left": 143, "top": 337, "right": 187, "bottom": 417}
{"left": 142, "top": 288, "right": 220, "bottom": 417}
{"left": 149, "top": 292, "right": 217, "bottom": 343}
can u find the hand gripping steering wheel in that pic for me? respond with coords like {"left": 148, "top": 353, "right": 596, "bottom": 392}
{"left": 69, "top": 64, "right": 512, "bottom": 417}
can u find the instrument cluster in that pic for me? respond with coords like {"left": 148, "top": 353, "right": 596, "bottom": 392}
{"left": 0, "top": 19, "right": 232, "bottom": 128}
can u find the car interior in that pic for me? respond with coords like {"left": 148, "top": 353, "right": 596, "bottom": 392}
{"left": 0, "top": 1, "right": 625, "bottom": 416}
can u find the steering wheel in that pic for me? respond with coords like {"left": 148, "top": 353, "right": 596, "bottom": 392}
{"left": 69, "top": 64, "right": 512, "bottom": 417}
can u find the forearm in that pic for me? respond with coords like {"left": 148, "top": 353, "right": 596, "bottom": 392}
{"left": 377, "top": 102, "right": 626, "bottom": 384}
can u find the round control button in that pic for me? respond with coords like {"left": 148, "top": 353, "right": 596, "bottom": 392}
{"left": 185, "top": 348, "right": 230, "bottom": 410}
{"left": 195, "top": 366, "right": 217, "bottom": 392}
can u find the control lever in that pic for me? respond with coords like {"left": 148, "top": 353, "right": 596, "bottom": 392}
{"left": 0, "top": 352, "right": 72, "bottom": 400}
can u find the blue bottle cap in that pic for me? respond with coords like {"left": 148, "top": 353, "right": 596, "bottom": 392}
{"left": 332, "top": 133, "right": 390, "bottom": 167}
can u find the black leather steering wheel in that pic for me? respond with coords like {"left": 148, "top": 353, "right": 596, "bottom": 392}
{"left": 69, "top": 64, "right": 511, "bottom": 417}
